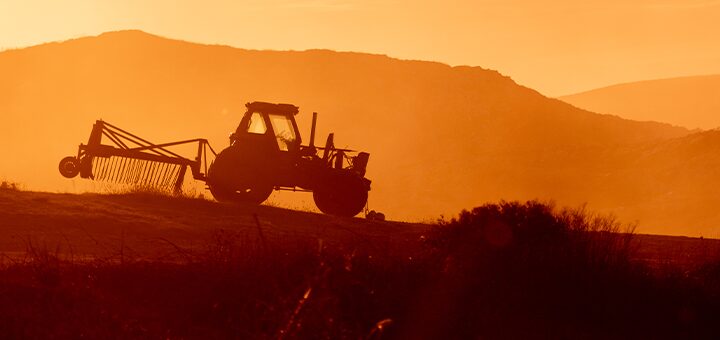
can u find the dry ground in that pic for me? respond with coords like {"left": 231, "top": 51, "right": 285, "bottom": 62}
{"left": 0, "top": 189, "right": 427, "bottom": 262}
{"left": 1, "top": 189, "right": 719, "bottom": 270}
{"left": 2, "top": 190, "right": 720, "bottom": 338}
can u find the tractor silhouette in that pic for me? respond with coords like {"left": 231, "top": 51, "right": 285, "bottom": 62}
{"left": 59, "top": 101, "right": 371, "bottom": 217}
{"left": 208, "top": 102, "right": 371, "bottom": 217}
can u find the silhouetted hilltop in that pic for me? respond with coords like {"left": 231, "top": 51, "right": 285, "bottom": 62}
{"left": 2, "top": 30, "right": 719, "bottom": 235}
{"left": 560, "top": 75, "right": 720, "bottom": 129}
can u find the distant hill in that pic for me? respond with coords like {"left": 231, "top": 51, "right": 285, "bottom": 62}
{"left": 3, "top": 30, "right": 720, "bottom": 235}
{"left": 560, "top": 75, "right": 720, "bottom": 130}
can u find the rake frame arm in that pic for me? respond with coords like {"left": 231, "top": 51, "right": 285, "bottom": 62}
{"left": 78, "top": 120, "right": 217, "bottom": 181}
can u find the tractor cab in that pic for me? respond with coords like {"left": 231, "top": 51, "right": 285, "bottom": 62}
{"left": 232, "top": 102, "right": 302, "bottom": 153}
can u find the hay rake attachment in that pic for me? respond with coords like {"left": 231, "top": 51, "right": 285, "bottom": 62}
{"left": 59, "top": 120, "right": 216, "bottom": 194}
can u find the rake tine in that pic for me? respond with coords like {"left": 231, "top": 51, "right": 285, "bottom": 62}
{"left": 165, "top": 166, "right": 176, "bottom": 192}
{"left": 135, "top": 160, "right": 146, "bottom": 185}
{"left": 104, "top": 157, "right": 111, "bottom": 182}
{"left": 107, "top": 157, "right": 115, "bottom": 182}
{"left": 95, "top": 158, "right": 102, "bottom": 181}
{"left": 153, "top": 163, "right": 161, "bottom": 187}
{"left": 170, "top": 165, "right": 179, "bottom": 191}
{"left": 110, "top": 157, "right": 119, "bottom": 182}
{"left": 118, "top": 159, "right": 127, "bottom": 184}
{"left": 174, "top": 165, "right": 187, "bottom": 194}
{"left": 118, "top": 157, "right": 129, "bottom": 183}
{"left": 144, "top": 162, "right": 156, "bottom": 187}
{"left": 123, "top": 159, "right": 134, "bottom": 184}
{"left": 114, "top": 157, "right": 122, "bottom": 182}
{"left": 97, "top": 158, "right": 105, "bottom": 180}
{"left": 157, "top": 163, "right": 169, "bottom": 187}
{"left": 157, "top": 163, "right": 167, "bottom": 189}
{"left": 97, "top": 158, "right": 105, "bottom": 181}
{"left": 157, "top": 163, "right": 166, "bottom": 189}
{"left": 111, "top": 157, "right": 118, "bottom": 183}
{"left": 92, "top": 158, "right": 99, "bottom": 180}
{"left": 137, "top": 160, "right": 148, "bottom": 186}
{"left": 140, "top": 160, "right": 150, "bottom": 186}
{"left": 149, "top": 162, "right": 159, "bottom": 187}
{"left": 124, "top": 159, "right": 134, "bottom": 184}
{"left": 159, "top": 163, "right": 170, "bottom": 189}
{"left": 103, "top": 158, "right": 112, "bottom": 181}
{"left": 167, "top": 165, "right": 177, "bottom": 191}
{"left": 133, "top": 160, "right": 142, "bottom": 185}
{"left": 138, "top": 161, "right": 148, "bottom": 186}
{"left": 110, "top": 157, "right": 118, "bottom": 181}
{"left": 103, "top": 158, "right": 111, "bottom": 181}
{"left": 170, "top": 165, "right": 181, "bottom": 191}
{"left": 98, "top": 158, "right": 108, "bottom": 181}
{"left": 162, "top": 163, "right": 173, "bottom": 189}
{"left": 163, "top": 165, "right": 176, "bottom": 191}
{"left": 151, "top": 162, "right": 164, "bottom": 188}
{"left": 157, "top": 165, "right": 166, "bottom": 190}
{"left": 131, "top": 160, "right": 142, "bottom": 185}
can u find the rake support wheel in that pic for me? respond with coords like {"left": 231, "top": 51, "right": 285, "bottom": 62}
{"left": 58, "top": 156, "right": 80, "bottom": 178}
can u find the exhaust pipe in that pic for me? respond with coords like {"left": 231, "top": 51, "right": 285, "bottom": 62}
{"left": 309, "top": 112, "right": 318, "bottom": 149}
{"left": 353, "top": 152, "right": 370, "bottom": 176}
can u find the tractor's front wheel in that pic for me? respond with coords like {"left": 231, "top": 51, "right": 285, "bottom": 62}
{"left": 313, "top": 175, "right": 368, "bottom": 217}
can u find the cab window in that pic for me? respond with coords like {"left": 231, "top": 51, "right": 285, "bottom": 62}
{"left": 269, "top": 114, "right": 297, "bottom": 151}
{"left": 247, "top": 112, "right": 267, "bottom": 134}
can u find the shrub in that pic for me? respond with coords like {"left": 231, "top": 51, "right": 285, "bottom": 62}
{"left": 419, "top": 201, "right": 670, "bottom": 339}
{"left": 0, "top": 180, "right": 20, "bottom": 191}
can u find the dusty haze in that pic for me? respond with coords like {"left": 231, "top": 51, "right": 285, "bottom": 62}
{"left": 3, "top": 31, "right": 720, "bottom": 236}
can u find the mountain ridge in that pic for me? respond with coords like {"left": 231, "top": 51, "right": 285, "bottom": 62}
{"left": 560, "top": 74, "right": 720, "bottom": 130}
{"left": 562, "top": 74, "right": 720, "bottom": 97}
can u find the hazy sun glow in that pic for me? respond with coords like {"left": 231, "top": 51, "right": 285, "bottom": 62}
{"left": 2, "top": 0, "right": 719, "bottom": 96}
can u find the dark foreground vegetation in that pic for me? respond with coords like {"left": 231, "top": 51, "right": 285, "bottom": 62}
{"left": 2, "top": 201, "right": 720, "bottom": 339}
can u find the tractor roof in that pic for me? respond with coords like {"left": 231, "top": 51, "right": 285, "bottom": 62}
{"left": 246, "top": 101, "right": 300, "bottom": 115}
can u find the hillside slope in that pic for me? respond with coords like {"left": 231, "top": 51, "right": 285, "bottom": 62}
{"left": 3, "top": 190, "right": 720, "bottom": 339}
{"left": 1, "top": 188, "right": 716, "bottom": 268}
{"left": 3, "top": 30, "right": 720, "bottom": 235}
{"left": 560, "top": 75, "right": 720, "bottom": 130}
{"left": 0, "top": 189, "right": 426, "bottom": 258}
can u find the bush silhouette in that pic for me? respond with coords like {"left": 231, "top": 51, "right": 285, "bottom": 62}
{"left": 417, "top": 201, "right": 674, "bottom": 339}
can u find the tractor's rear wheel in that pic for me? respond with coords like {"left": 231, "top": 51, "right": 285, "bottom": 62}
{"left": 208, "top": 182, "right": 273, "bottom": 205}
{"left": 207, "top": 147, "right": 274, "bottom": 205}
{"left": 313, "top": 175, "right": 368, "bottom": 217}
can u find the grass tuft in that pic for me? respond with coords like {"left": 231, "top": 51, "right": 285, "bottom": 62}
{"left": 0, "top": 180, "right": 21, "bottom": 191}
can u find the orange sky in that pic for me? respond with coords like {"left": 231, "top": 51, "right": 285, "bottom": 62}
{"left": 1, "top": 0, "right": 719, "bottom": 96}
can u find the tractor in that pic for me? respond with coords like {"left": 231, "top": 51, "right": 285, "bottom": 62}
{"left": 208, "top": 101, "right": 371, "bottom": 217}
